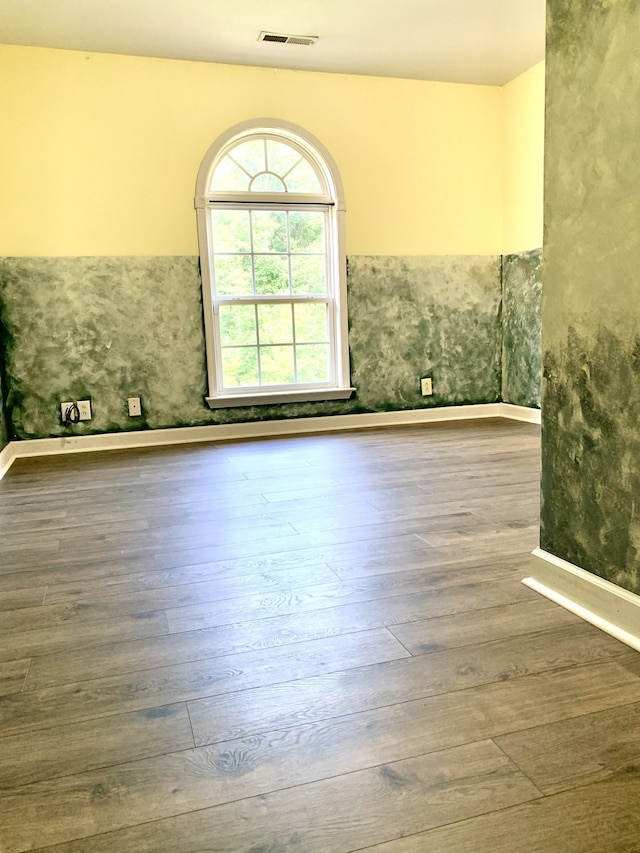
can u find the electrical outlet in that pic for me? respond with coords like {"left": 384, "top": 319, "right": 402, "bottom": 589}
{"left": 128, "top": 397, "right": 142, "bottom": 417}
{"left": 61, "top": 402, "right": 74, "bottom": 422}
{"left": 77, "top": 400, "right": 92, "bottom": 421}
{"left": 421, "top": 377, "right": 433, "bottom": 396}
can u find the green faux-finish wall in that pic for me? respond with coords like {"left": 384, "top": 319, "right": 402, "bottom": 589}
{"left": 0, "top": 254, "right": 512, "bottom": 440}
{"left": 502, "top": 249, "right": 542, "bottom": 409}
{"left": 0, "top": 295, "right": 9, "bottom": 449}
{"left": 348, "top": 256, "right": 502, "bottom": 408}
{"left": 542, "top": 0, "right": 640, "bottom": 592}
{"left": 0, "top": 353, "right": 8, "bottom": 450}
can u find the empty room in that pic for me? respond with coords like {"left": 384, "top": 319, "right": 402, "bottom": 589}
{"left": 2, "top": 1, "right": 640, "bottom": 850}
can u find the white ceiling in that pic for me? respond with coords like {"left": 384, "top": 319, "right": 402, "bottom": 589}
{"left": 0, "top": 0, "right": 546, "bottom": 86}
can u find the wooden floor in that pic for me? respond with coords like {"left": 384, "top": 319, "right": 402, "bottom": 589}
{"left": 2, "top": 419, "right": 640, "bottom": 852}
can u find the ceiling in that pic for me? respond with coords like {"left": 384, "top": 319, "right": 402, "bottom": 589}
{"left": 0, "top": 0, "right": 546, "bottom": 86}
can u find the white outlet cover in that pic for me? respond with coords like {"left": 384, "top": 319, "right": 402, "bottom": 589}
{"left": 421, "top": 378, "right": 433, "bottom": 396}
{"left": 77, "top": 400, "right": 92, "bottom": 420}
{"left": 128, "top": 397, "right": 142, "bottom": 417}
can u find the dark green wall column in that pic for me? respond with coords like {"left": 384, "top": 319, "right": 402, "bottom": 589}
{"left": 541, "top": 0, "right": 640, "bottom": 593}
{"left": 0, "top": 291, "right": 10, "bottom": 449}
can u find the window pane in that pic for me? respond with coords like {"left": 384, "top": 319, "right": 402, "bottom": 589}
{"left": 289, "top": 212, "right": 324, "bottom": 253}
{"left": 221, "top": 347, "right": 259, "bottom": 387}
{"left": 210, "top": 157, "right": 250, "bottom": 191}
{"left": 214, "top": 255, "right": 253, "bottom": 296}
{"left": 296, "top": 344, "right": 330, "bottom": 383}
{"left": 261, "top": 346, "right": 295, "bottom": 385}
{"left": 250, "top": 173, "right": 286, "bottom": 192}
{"left": 291, "top": 255, "right": 327, "bottom": 295}
{"left": 284, "top": 159, "right": 323, "bottom": 193}
{"left": 258, "top": 303, "right": 293, "bottom": 345}
{"left": 266, "top": 140, "right": 302, "bottom": 178}
{"left": 255, "top": 255, "right": 290, "bottom": 295}
{"left": 219, "top": 304, "right": 257, "bottom": 345}
{"left": 294, "top": 303, "right": 328, "bottom": 343}
{"left": 252, "top": 210, "right": 287, "bottom": 253}
{"left": 229, "top": 139, "right": 265, "bottom": 176}
{"left": 212, "top": 210, "right": 250, "bottom": 253}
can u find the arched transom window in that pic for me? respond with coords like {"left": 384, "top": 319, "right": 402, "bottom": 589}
{"left": 195, "top": 120, "right": 353, "bottom": 408}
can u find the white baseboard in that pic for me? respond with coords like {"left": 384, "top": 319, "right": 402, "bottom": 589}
{"left": 0, "top": 402, "right": 540, "bottom": 479}
{"left": 525, "top": 548, "right": 640, "bottom": 652}
{"left": 0, "top": 441, "right": 15, "bottom": 480}
{"left": 500, "top": 403, "right": 541, "bottom": 424}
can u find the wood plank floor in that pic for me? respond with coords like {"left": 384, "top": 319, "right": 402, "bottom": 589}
{"left": 2, "top": 418, "right": 640, "bottom": 852}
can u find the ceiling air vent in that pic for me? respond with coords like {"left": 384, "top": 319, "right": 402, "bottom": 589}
{"left": 258, "top": 31, "right": 318, "bottom": 46}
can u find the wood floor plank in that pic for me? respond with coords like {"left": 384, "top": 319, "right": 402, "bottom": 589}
{"left": 32, "top": 517, "right": 300, "bottom": 556}
{"left": 364, "top": 774, "right": 640, "bottom": 853}
{"left": 0, "top": 484, "right": 270, "bottom": 518}
{"left": 1, "top": 739, "right": 540, "bottom": 853}
{"left": 188, "top": 628, "right": 632, "bottom": 745}
{"left": 0, "top": 495, "right": 284, "bottom": 535}
{"left": 0, "top": 528, "right": 431, "bottom": 578}
{"left": 42, "top": 560, "right": 338, "bottom": 604}
{"left": 425, "top": 479, "right": 540, "bottom": 500}
{"left": 6, "top": 496, "right": 370, "bottom": 540}
{"left": 24, "top": 567, "right": 540, "bottom": 690}
{"left": 165, "top": 574, "right": 537, "bottom": 635}
{"left": 416, "top": 519, "right": 539, "bottom": 549}
{"left": 0, "top": 532, "right": 429, "bottom": 594}
{"left": 388, "top": 597, "right": 582, "bottom": 654}
{"left": 495, "top": 699, "right": 640, "bottom": 795}
{"left": 0, "top": 704, "right": 194, "bottom": 789}
{"left": 152, "top": 518, "right": 464, "bottom": 565}
{"left": 0, "top": 507, "right": 68, "bottom": 524}
{"left": 42, "top": 561, "right": 338, "bottom": 608}
{"left": 153, "top": 532, "right": 432, "bottom": 573}
{"left": 0, "top": 515, "right": 150, "bottom": 547}
{"left": 186, "top": 667, "right": 640, "bottom": 792}
{"left": 0, "top": 628, "right": 408, "bottom": 738}
{"left": 0, "top": 554, "right": 156, "bottom": 587}
{"left": 327, "top": 544, "right": 530, "bottom": 579}
{"left": 288, "top": 504, "right": 487, "bottom": 535}
{"left": 0, "top": 585, "right": 47, "bottom": 611}
{"left": 0, "top": 610, "right": 170, "bottom": 664}
{"left": 359, "top": 485, "right": 471, "bottom": 509}
{"left": 259, "top": 468, "right": 539, "bottom": 505}
{"left": 2, "top": 598, "right": 171, "bottom": 635}
{"left": 0, "top": 659, "right": 30, "bottom": 696}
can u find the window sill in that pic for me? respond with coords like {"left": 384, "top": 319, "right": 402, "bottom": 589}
{"left": 206, "top": 388, "right": 356, "bottom": 409}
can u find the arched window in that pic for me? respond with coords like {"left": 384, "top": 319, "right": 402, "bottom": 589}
{"left": 195, "top": 119, "right": 353, "bottom": 408}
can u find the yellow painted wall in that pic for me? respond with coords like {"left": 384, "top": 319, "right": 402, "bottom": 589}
{"left": 0, "top": 44, "right": 503, "bottom": 257}
{"left": 502, "top": 61, "right": 545, "bottom": 254}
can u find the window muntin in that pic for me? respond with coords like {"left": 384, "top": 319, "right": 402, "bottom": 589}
{"left": 211, "top": 208, "right": 327, "bottom": 298}
{"left": 218, "top": 301, "right": 331, "bottom": 388}
{"left": 196, "top": 120, "right": 352, "bottom": 407}
{"left": 211, "top": 204, "right": 333, "bottom": 392}
{"left": 211, "top": 138, "right": 325, "bottom": 195}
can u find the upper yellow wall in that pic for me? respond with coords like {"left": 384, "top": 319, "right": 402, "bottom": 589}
{"left": 502, "top": 61, "right": 545, "bottom": 254}
{"left": 0, "top": 44, "right": 504, "bottom": 257}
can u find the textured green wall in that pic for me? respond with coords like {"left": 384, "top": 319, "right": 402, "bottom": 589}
{"left": 0, "top": 290, "right": 9, "bottom": 448}
{"left": 502, "top": 249, "right": 542, "bottom": 408}
{"left": 348, "top": 256, "right": 502, "bottom": 408}
{"left": 0, "top": 339, "right": 8, "bottom": 450}
{"left": 0, "top": 254, "right": 502, "bottom": 439}
{"left": 541, "top": 0, "right": 640, "bottom": 592}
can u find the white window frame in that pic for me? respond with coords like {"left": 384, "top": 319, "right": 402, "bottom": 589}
{"left": 195, "top": 119, "right": 354, "bottom": 408}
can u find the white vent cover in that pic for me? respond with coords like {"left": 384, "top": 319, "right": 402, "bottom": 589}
{"left": 258, "top": 31, "right": 318, "bottom": 46}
